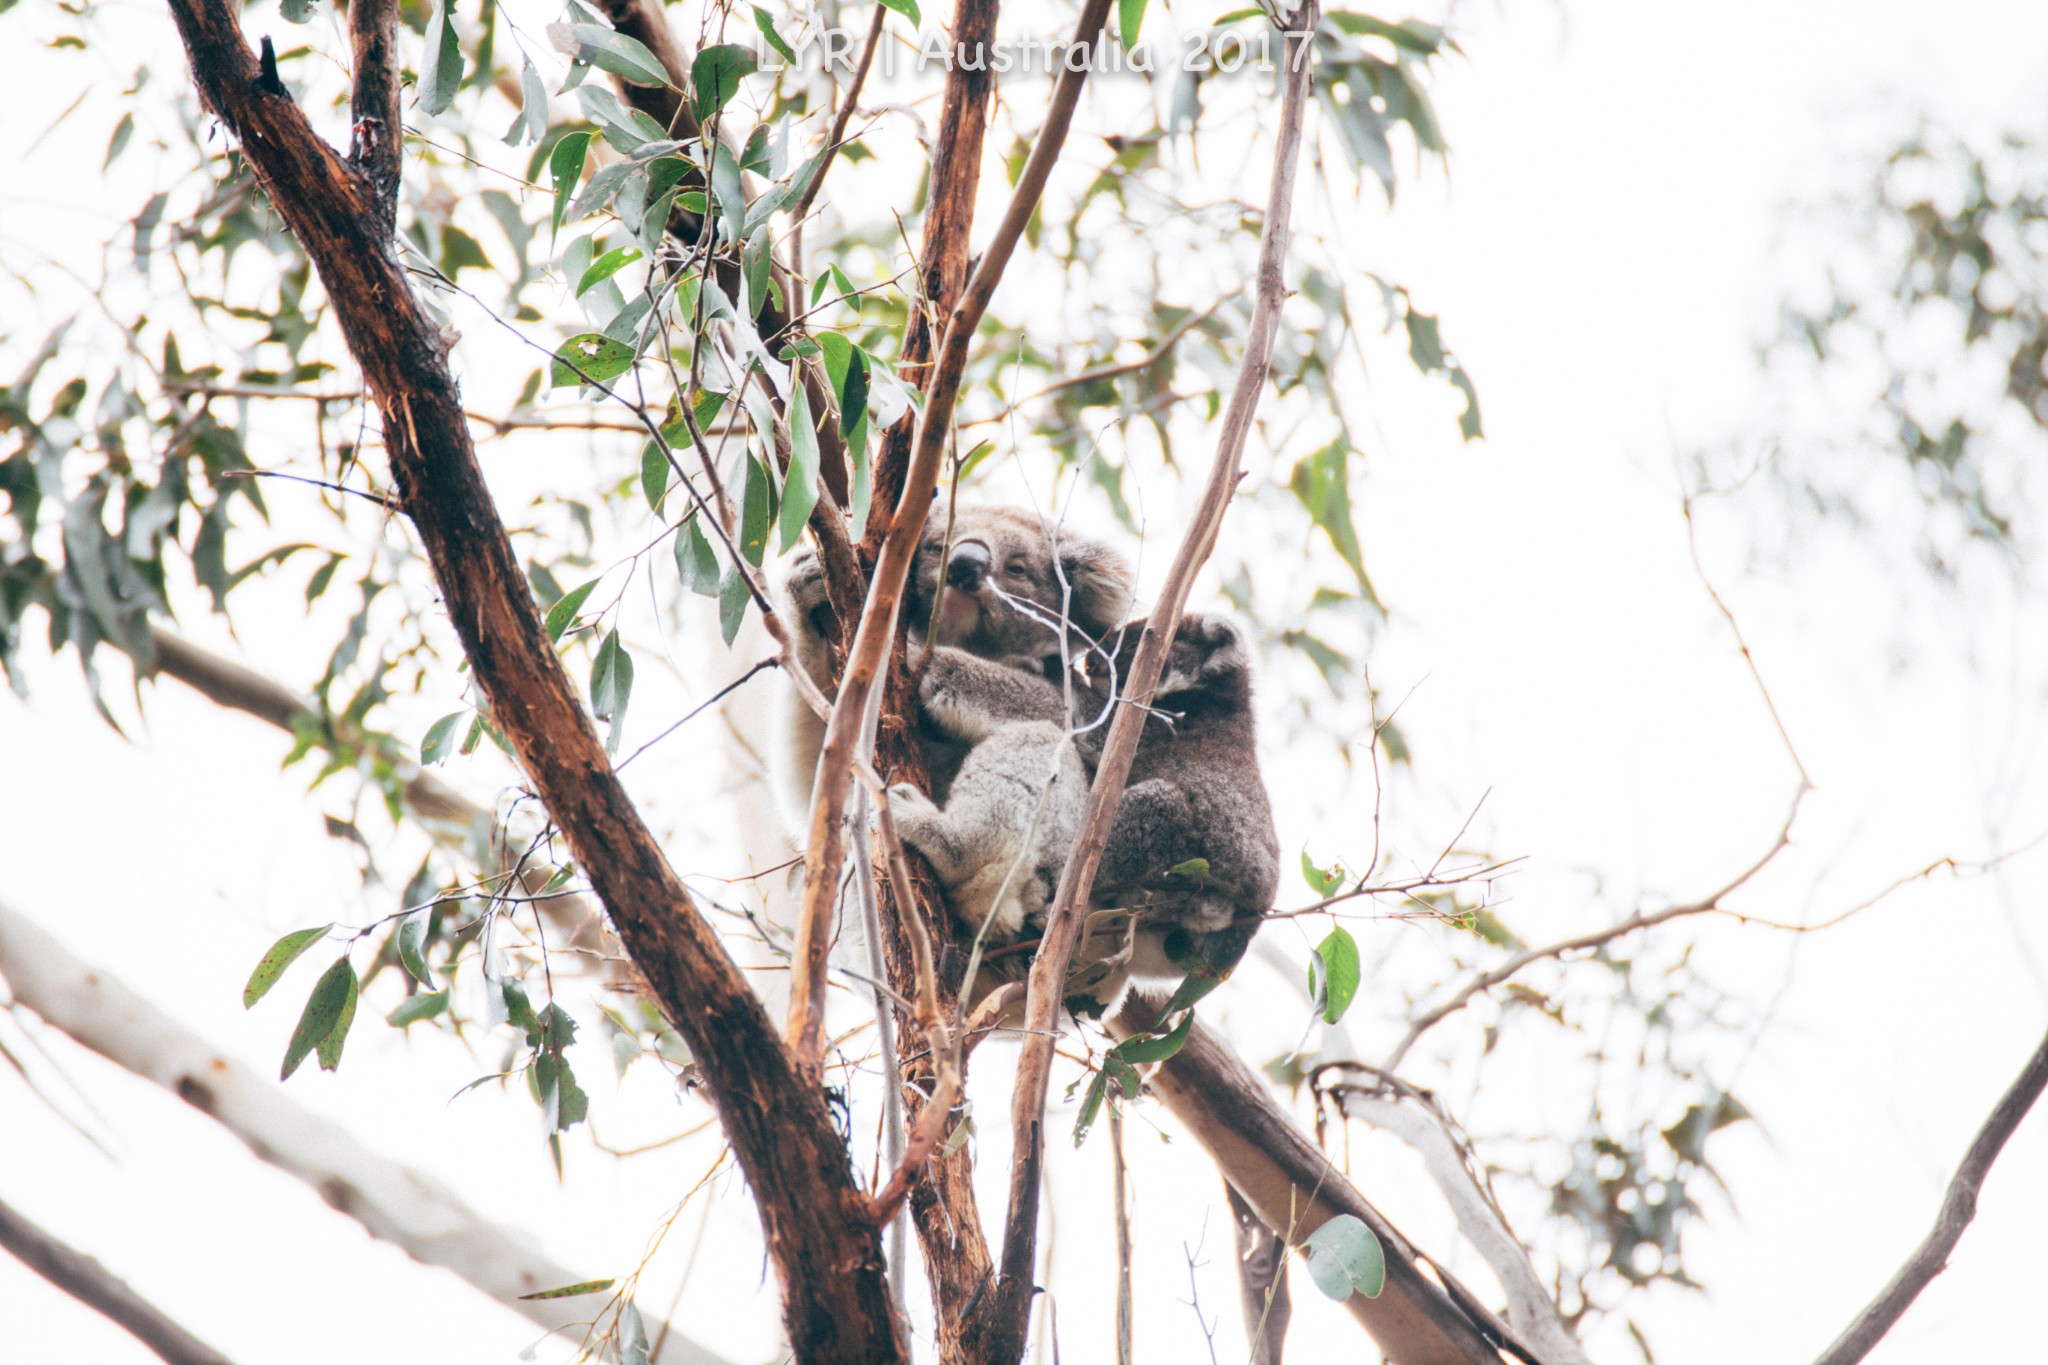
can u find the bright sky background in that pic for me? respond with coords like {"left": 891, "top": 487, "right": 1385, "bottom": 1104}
{"left": 5, "top": 1, "right": 2048, "bottom": 1363}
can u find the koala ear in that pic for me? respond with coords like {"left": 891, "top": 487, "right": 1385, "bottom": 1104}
{"left": 1057, "top": 535, "right": 1135, "bottom": 637}
{"left": 1189, "top": 613, "right": 1250, "bottom": 679}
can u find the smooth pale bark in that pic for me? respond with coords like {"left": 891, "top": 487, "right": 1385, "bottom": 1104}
{"left": 0, "top": 901, "right": 729, "bottom": 1365}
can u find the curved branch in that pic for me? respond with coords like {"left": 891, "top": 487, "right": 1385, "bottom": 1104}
{"left": 981, "top": 11, "right": 1318, "bottom": 1358}
{"left": 1811, "top": 1021, "right": 2048, "bottom": 1365}
{"left": 0, "top": 1195, "right": 235, "bottom": 1365}
{"left": 155, "top": 7, "right": 899, "bottom": 1358}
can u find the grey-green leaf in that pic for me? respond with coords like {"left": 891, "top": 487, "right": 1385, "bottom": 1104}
{"left": 281, "top": 957, "right": 354, "bottom": 1080}
{"left": 590, "top": 627, "right": 634, "bottom": 753}
{"left": 778, "top": 384, "right": 820, "bottom": 553}
{"left": 397, "top": 907, "right": 435, "bottom": 988}
{"left": 387, "top": 991, "right": 449, "bottom": 1028}
{"left": 420, "top": 711, "right": 463, "bottom": 766}
{"left": 550, "top": 333, "right": 635, "bottom": 390}
{"left": 1303, "top": 1214, "right": 1385, "bottom": 1301}
{"left": 569, "top": 24, "right": 674, "bottom": 89}
{"left": 315, "top": 965, "right": 359, "bottom": 1071}
{"left": 518, "top": 1278, "right": 617, "bottom": 1301}
{"left": 738, "top": 452, "right": 771, "bottom": 566}
{"left": 676, "top": 514, "right": 721, "bottom": 596}
{"left": 419, "top": 0, "right": 463, "bottom": 116}
{"left": 877, "top": 0, "right": 920, "bottom": 25}
{"left": 244, "top": 925, "right": 331, "bottom": 1009}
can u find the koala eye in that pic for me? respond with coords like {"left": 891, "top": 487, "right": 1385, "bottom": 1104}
{"left": 1003, "top": 560, "right": 1030, "bottom": 578}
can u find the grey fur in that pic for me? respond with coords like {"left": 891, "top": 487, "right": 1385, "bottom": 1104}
{"left": 1072, "top": 611, "right": 1279, "bottom": 995}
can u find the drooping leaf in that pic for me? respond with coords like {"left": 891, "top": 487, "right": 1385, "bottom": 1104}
{"left": 1117, "top": 0, "right": 1146, "bottom": 47}
{"left": 878, "top": 0, "right": 920, "bottom": 24}
{"left": 315, "top": 966, "right": 359, "bottom": 1071}
{"left": 1072, "top": 1068, "right": 1109, "bottom": 1146}
{"left": 1309, "top": 926, "right": 1361, "bottom": 1025}
{"left": 717, "top": 559, "right": 749, "bottom": 645}
{"left": 244, "top": 926, "right": 331, "bottom": 1008}
{"left": 281, "top": 957, "right": 355, "bottom": 1080}
{"left": 1289, "top": 440, "right": 1376, "bottom": 601}
{"left": 752, "top": 5, "right": 795, "bottom": 62}
{"left": 1168, "top": 857, "right": 1210, "bottom": 880}
{"left": 419, "top": 0, "right": 463, "bottom": 116}
{"left": 589, "top": 627, "right": 634, "bottom": 753}
{"left": 778, "top": 383, "right": 820, "bottom": 553}
{"left": 640, "top": 441, "right": 669, "bottom": 512}
{"left": 396, "top": 907, "right": 435, "bottom": 988}
{"left": 675, "top": 514, "right": 721, "bottom": 596}
{"left": 548, "top": 131, "right": 593, "bottom": 240}
{"left": 1303, "top": 1214, "right": 1385, "bottom": 1300}
{"left": 737, "top": 452, "right": 771, "bottom": 566}
{"left": 504, "top": 57, "right": 548, "bottom": 146}
{"left": 575, "top": 245, "right": 643, "bottom": 297}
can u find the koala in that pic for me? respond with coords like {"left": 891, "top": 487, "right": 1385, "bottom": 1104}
{"left": 772, "top": 502, "right": 1134, "bottom": 842}
{"left": 884, "top": 646, "right": 1088, "bottom": 941}
{"left": 1064, "top": 611, "right": 1280, "bottom": 1001}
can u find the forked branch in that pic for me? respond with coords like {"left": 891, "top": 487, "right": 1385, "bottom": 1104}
{"left": 981, "top": 9, "right": 1320, "bottom": 1358}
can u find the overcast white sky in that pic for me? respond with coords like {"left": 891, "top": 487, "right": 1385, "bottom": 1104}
{"left": 5, "top": 1, "right": 2048, "bottom": 1362}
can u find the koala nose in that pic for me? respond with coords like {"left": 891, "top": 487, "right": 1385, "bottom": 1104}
{"left": 945, "top": 540, "right": 990, "bottom": 592}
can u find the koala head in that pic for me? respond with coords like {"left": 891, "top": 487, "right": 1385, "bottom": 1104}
{"left": 906, "top": 504, "right": 1134, "bottom": 663}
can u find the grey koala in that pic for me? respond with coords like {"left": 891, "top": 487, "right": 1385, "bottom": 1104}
{"left": 1066, "top": 611, "right": 1280, "bottom": 1000}
{"left": 772, "top": 506, "right": 1135, "bottom": 935}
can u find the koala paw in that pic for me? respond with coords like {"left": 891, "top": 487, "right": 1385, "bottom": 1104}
{"left": 885, "top": 781, "right": 938, "bottom": 823}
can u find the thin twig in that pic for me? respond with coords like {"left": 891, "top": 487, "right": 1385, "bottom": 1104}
{"left": 1811, "top": 1020, "right": 2048, "bottom": 1365}
{"left": 985, "top": 11, "right": 1319, "bottom": 1354}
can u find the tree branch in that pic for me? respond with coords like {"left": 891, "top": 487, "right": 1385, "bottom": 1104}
{"left": 786, "top": 0, "right": 1110, "bottom": 1073}
{"left": 981, "top": 10, "right": 1316, "bottom": 1357}
{"left": 0, "top": 899, "right": 727, "bottom": 1364}
{"left": 1117, "top": 996, "right": 1530, "bottom": 1365}
{"left": 1225, "top": 1182, "right": 1291, "bottom": 1365}
{"left": 344, "top": 0, "right": 400, "bottom": 222}
{"left": 1811, "top": 1020, "right": 2048, "bottom": 1365}
{"left": 0, "top": 1194, "right": 235, "bottom": 1365}
{"left": 156, "top": 6, "right": 899, "bottom": 1357}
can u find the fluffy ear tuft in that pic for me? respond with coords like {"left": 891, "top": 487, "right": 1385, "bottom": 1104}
{"left": 1057, "top": 535, "right": 1135, "bottom": 638}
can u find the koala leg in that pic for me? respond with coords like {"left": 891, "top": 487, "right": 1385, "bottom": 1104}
{"left": 1095, "top": 777, "right": 1197, "bottom": 893}
{"left": 918, "top": 646, "right": 1068, "bottom": 743}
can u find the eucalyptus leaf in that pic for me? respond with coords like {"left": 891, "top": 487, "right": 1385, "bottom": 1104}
{"left": 1309, "top": 926, "right": 1360, "bottom": 1024}
{"left": 569, "top": 24, "right": 674, "bottom": 89}
{"left": 1303, "top": 1215, "right": 1385, "bottom": 1301}
{"left": 778, "top": 384, "right": 820, "bottom": 553}
{"left": 420, "top": 711, "right": 463, "bottom": 765}
{"left": 396, "top": 907, "right": 435, "bottom": 988}
{"left": 281, "top": 957, "right": 355, "bottom": 1080}
{"left": 419, "top": 0, "right": 463, "bottom": 116}
{"left": 243, "top": 925, "right": 331, "bottom": 1008}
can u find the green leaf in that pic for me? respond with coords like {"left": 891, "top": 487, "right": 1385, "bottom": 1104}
{"left": 1301, "top": 851, "right": 1345, "bottom": 898}
{"left": 244, "top": 926, "right": 331, "bottom": 1008}
{"left": 1072, "top": 1068, "right": 1109, "bottom": 1146}
{"left": 675, "top": 514, "right": 721, "bottom": 596}
{"left": 717, "top": 559, "right": 749, "bottom": 645}
{"left": 519, "top": 1278, "right": 617, "bottom": 1302}
{"left": 1448, "top": 364, "right": 1484, "bottom": 441}
{"left": 550, "top": 333, "right": 635, "bottom": 390}
{"left": 576, "top": 245, "right": 643, "bottom": 297}
{"left": 420, "top": 711, "right": 463, "bottom": 766}
{"left": 1309, "top": 926, "right": 1361, "bottom": 1025}
{"left": 1303, "top": 1215, "right": 1385, "bottom": 1301}
{"left": 281, "top": 957, "right": 355, "bottom": 1080}
{"left": 504, "top": 57, "right": 548, "bottom": 146}
{"left": 1404, "top": 309, "right": 1445, "bottom": 371}
{"left": 640, "top": 441, "right": 669, "bottom": 512}
{"left": 1117, "top": 0, "right": 1146, "bottom": 47}
{"left": 751, "top": 5, "right": 795, "bottom": 62}
{"left": 315, "top": 965, "right": 359, "bottom": 1071}
{"left": 543, "top": 579, "right": 598, "bottom": 641}
{"left": 569, "top": 24, "right": 674, "bottom": 89}
{"left": 419, "top": 0, "right": 463, "bottom": 116}
{"left": 737, "top": 452, "right": 771, "bottom": 566}
{"left": 1157, "top": 967, "right": 1223, "bottom": 1017}
{"left": 396, "top": 907, "right": 435, "bottom": 988}
{"left": 103, "top": 112, "right": 134, "bottom": 170}
{"left": 878, "top": 0, "right": 920, "bottom": 24}
{"left": 778, "top": 384, "right": 820, "bottom": 553}
{"left": 1289, "top": 440, "right": 1376, "bottom": 601}
{"left": 690, "top": 44, "right": 756, "bottom": 123}
{"left": 548, "top": 131, "right": 593, "bottom": 240}
{"left": 1168, "top": 857, "right": 1209, "bottom": 880}
{"left": 743, "top": 222, "right": 772, "bottom": 314}
{"left": 590, "top": 628, "right": 634, "bottom": 754}
{"left": 1114, "top": 1009, "right": 1192, "bottom": 1064}
{"left": 387, "top": 991, "right": 448, "bottom": 1028}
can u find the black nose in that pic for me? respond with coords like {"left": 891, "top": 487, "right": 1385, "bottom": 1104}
{"left": 945, "top": 540, "right": 990, "bottom": 592}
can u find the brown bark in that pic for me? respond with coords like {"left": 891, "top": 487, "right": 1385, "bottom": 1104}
{"left": 0, "top": 1196, "right": 236, "bottom": 1365}
{"left": 158, "top": 3, "right": 900, "bottom": 1358}
{"left": 1226, "top": 1183, "right": 1292, "bottom": 1365}
{"left": 1119, "top": 998, "right": 1531, "bottom": 1365}
{"left": 981, "top": 12, "right": 1312, "bottom": 1358}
